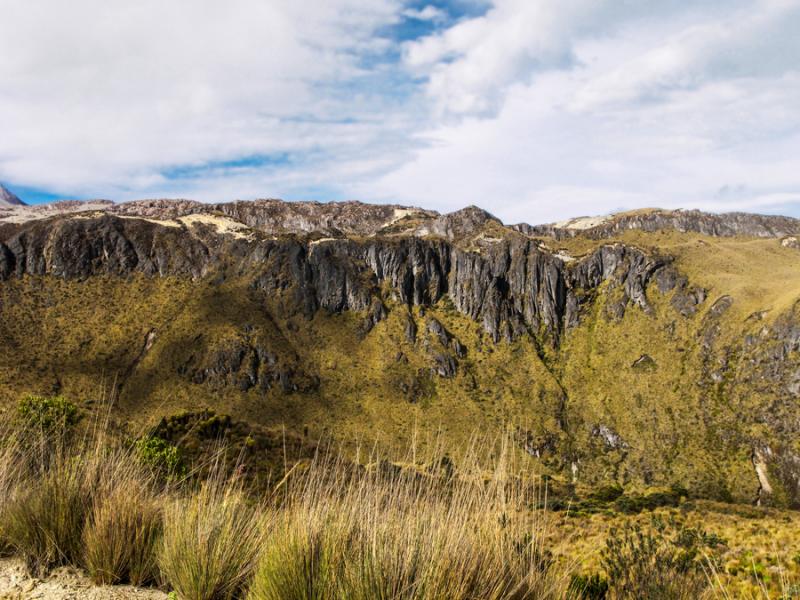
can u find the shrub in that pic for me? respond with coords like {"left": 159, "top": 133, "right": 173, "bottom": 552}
{"left": 613, "top": 488, "right": 685, "bottom": 514}
{"left": 591, "top": 484, "right": 624, "bottom": 503}
{"left": 17, "top": 395, "right": 79, "bottom": 433}
{"left": 601, "top": 518, "right": 709, "bottom": 600}
{"left": 569, "top": 573, "right": 609, "bottom": 599}
{"left": 160, "top": 479, "right": 262, "bottom": 600}
{"left": 14, "top": 396, "right": 81, "bottom": 464}
{"left": 136, "top": 436, "right": 185, "bottom": 480}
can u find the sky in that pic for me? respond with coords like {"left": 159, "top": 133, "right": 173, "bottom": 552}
{"left": 1, "top": 0, "right": 799, "bottom": 224}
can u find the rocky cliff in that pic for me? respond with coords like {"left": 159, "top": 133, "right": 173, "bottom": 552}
{"left": 2, "top": 200, "right": 800, "bottom": 507}
{"left": 0, "top": 205, "right": 688, "bottom": 344}
{"left": 517, "top": 209, "right": 800, "bottom": 240}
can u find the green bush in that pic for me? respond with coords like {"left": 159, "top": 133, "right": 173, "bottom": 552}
{"left": 17, "top": 395, "right": 79, "bottom": 433}
{"left": 135, "top": 436, "right": 185, "bottom": 479}
{"left": 590, "top": 484, "right": 624, "bottom": 502}
{"left": 613, "top": 488, "right": 685, "bottom": 514}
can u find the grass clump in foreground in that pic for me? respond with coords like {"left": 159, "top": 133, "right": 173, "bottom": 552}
{"left": 249, "top": 445, "right": 563, "bottom": 600}
{"left": 83, "top": 454, "right": 163, "bottom": 586}
{"left": 2, "top": 453, "right": 88, "bottom": 576}
{"left": 160, "top": 478, "right": 262, "bottom": 599}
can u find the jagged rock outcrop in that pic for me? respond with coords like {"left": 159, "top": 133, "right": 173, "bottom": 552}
{"left": 0, "top": 211, "right": 686, "bottom": 345}
{"left": 179, "top": 332, "right": 316, "bottom": 393}
{"left": 517, "top": 209, "right": 800, "bottom": 240}
{"left": 0, "top": 214, "right": 212, "bottom": 279}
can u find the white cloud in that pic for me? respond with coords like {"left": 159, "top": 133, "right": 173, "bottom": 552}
{"left": 361, "top": 0, "right": 800, "bottom": 223}
{"left": 400, "top": 0, "right": 754, "bottom": 116}
{"left": 1, "top": 0, "right": 799, "bottom": 224}
{"left": 0, "top": 0, "right": 404, "bottom": 198}
{"left": 571, "top": 0, "right": 800, "bottom": 111}
{"left": 402, "top": 0, "right": 590, "bottom": 115}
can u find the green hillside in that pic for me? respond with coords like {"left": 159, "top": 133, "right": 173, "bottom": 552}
{"left": 2, "top": 204, "right": 800, "bottom": 507}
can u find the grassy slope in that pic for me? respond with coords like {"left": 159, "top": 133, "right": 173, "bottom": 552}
{"left": 2, "top": 230, "right": 800, "bottom": 502}
{"left": 554, "top": 499, "right": 800, "bottom": 596}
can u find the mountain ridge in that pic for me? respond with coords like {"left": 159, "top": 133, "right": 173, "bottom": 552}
{"left": 2, "top": 197, "right": 800, "bottom": 508}
{"left": 4, "top": 196, "right": 800, "bottom": 239}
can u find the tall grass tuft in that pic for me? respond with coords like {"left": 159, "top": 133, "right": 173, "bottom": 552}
{"left": 2, "top": 453, "right": 88, "bottom": 576}
{"left": 0, "top": 427, "right": 23, "bottom": 555}
{"left": 82, "top": 448, "right": 163, "bottom": 586}
{"left": 249, "top": 514, "right": 341, "bottom": 600}
{"left": 159, "top": 476, "right": 263, "bottom": 600}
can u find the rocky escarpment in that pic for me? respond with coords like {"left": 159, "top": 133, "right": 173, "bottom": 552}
{"left": 517, "top": 209, "right": 800, "bottom": 240}
{"left": 0, "top": 212, "right": 681, "bottom": 345}
{"left": 7, "top": 196, "right": 799, "bottom": 242}
{"left": 178, "top": 329, "right": 318, "bottom": 394}
{"left": 0, "top": 214, "right": 212, "bottom": 279}
{"left": 5, "top": 199, "right": 800, "bottom": 507}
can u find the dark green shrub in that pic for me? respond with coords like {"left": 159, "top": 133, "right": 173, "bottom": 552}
{"left": 17, "top": 395, "right": 79, "bottom": 434}
{"left": 569, "top": 573, "right": 609, "bottom": 599}
{"left": 602, "top": 518, "right": 709, "bottom": 600}
{"left": 591, "top": 484, "right": 624, "bottom": 502}
{"left": 135, "top": 436, "right": 185, "bottom": 479}
{"left": 613, "top": 488, "right": 684, "bottom": 514}
{"left": 674, "top": 526, "right": 726, "bottom": 550}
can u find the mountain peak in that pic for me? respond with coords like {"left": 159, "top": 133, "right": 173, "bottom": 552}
{"left": 0, "top": 184, "right": 25, "bottom": 207}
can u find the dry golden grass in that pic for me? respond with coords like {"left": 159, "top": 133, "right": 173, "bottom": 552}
{"left": 1, "top": 450, "right": 88, "bottom": 576}
{"left": 159, "top": 476, "right": 263, "bottom": 600}
{"left": 0, "top": 412, "right": 578, "bottom": 600}
{"left": 249, "top": 442, "right": 569, "bottom": 600}
{"left": 551, "top": 500, "right": 800, "bottom": 599}
{"left": 83, "top": 461, "right": 162, "bottom": 586}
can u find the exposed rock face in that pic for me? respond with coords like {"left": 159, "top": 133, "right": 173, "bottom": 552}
{"left": 5, "top": 197, "right": 797, "bottom": 241}
{"left": 179, "top": 332, "right": 315, "bottom": 393}
{"left": 0, "top": 211, "right": 675, "bottom": 345}
{"left": 0, "top": 197, "right": 437, "bottom": 238}
{"left": 0, "top": 214, "right": 212, "bottom": 279}
{"left": 0, "top": 184, "right": 25, "bottom": 208}
{"left": 516, "top": 209, "right": 800, "bottom": 240}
